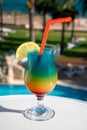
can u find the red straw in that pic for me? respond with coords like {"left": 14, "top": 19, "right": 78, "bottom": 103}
{"left": 39, "top": 17, "right": 72, "bottom": 55}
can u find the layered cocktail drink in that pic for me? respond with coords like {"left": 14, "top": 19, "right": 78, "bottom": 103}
{"left": 24, "top": 48, "right": 57, "bottom": 121}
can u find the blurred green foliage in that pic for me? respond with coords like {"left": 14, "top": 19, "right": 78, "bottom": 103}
{"left": 0, "top": 29, "right": 87, "bottom": 58}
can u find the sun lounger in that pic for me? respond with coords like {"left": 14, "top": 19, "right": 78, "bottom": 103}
{"left": 76, "top": 65, "right": 85, "bottom": 74}
{"left": 64, "top": 65, "right": 85, "bottom": 78}
{"left": 64, "top": 70, "right": 77, "bottom": 78}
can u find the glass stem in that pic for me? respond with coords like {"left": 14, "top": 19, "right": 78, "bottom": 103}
{"left": 37, "top": 95, "right": 44, "bottom": 107}
{"left": 34, "top": 95, "right": 46, "bottom": 115}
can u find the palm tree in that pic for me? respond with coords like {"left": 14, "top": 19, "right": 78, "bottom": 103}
{"left": 62, "top": 6, "right": 78, "bottom": 40}
{"left": 26, "top": 0, "right": 35, "bottom": 41}
{"left": 51, "top": 0, "right": 77, "bottom": 54}
{"left": 35, "top": 0, "right": 51, "bottom": 32}
{"left": 68, "top": 6, "right": 78, "bottom": 40}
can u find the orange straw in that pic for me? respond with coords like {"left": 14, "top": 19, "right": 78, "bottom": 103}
{"left": 39, "top": 17, "right": 72, "bottom": 55}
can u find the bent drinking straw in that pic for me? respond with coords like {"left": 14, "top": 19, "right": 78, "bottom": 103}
{"left": 39, "top": 17, "right": 72, "bottom": 55}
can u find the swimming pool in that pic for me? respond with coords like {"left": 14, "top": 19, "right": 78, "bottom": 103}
{"left": 0, "top": 84, "right": 87, "bottom": 101}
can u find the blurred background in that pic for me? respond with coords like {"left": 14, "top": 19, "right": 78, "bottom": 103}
{"left": 0, "top": 0, "right": 87, "bottom": 86}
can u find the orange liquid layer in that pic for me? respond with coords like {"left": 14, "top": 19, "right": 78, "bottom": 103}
{"left": 25, "top": 76, "right": 57, "bottom": 94}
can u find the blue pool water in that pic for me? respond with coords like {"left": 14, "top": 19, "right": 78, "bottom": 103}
{"left": 0, "top": 84, "right": 87, "bottom": 101}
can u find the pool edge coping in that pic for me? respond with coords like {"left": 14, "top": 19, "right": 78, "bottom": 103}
{"left": 57, "top": 80, "right": 87, "bottom": 91}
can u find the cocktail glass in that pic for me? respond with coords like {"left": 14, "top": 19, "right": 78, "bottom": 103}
{"left": 24, "top": 48, "right": 57, "bottom": 121}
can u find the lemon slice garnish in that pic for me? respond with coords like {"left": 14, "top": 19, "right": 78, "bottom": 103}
{"left": 16, "top": 42, "right": 40, "bottom": 60}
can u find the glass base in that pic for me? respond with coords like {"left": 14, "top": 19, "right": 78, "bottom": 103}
{"left": 23, "top": 106, "right": 55, "bottom": 121}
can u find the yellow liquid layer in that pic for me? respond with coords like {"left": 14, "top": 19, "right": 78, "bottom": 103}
{"left": 25, "top": 75, "right": 57, "bottom": 94}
